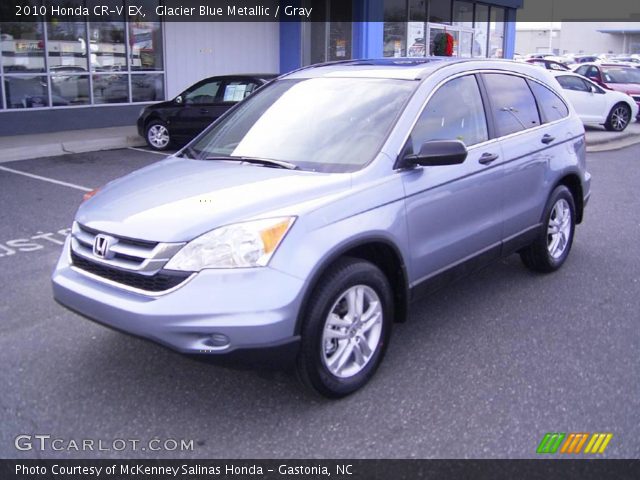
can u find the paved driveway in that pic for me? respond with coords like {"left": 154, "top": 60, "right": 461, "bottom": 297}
{"left": 0, "top": 146, "right": 638, "bottom": 459}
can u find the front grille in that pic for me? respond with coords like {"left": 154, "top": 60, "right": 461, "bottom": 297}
{"left": 69, "top": 222, "right": 185, "bottom": 276}
{"left": 71, "top": 251, "right": 189, "bottom": 292}
{"left": 78, "top": 223, "right": 157, "bottom": 248}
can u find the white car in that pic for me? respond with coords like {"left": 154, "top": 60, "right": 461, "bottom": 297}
{"left": 551, "top": 71, "right": 638, "bottom": 131}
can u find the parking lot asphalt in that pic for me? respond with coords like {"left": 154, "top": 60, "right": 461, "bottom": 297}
{"left": 0, "top": 146, "right": 638, "bottom": 459}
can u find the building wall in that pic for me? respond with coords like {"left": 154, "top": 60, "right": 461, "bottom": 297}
{"left": 0, "top": 22, "right": 280, "bottom": 136}
{"left": 164, "top": 22, "right": 280, "bottom": 98}
{"left": 560, "top": 22, "right": 626, "bottom": 55}
{"left": 515, "top": 22, "right": 638, "bottom": 56}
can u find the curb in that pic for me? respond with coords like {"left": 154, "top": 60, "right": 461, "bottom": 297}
{"left": 586, "top": 135, "right": 640, "bottom": 153}
{"left": 0, "top": 135, "right": 145, "bottom": 164}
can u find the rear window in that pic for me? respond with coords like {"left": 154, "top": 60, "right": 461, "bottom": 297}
{"left": 482, "top": 74, "right": 541, "bottom": 137}
{"left": 527, "top": 80, "right": 569, "bottom": 123}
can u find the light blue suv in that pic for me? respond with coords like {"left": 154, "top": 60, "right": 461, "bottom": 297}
{"left": 53, "top": 59, "right": 591, "bottom": 398}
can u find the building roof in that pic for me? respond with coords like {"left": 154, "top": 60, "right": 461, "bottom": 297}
{"left": 598, "top": 28, "right": 640, "bottom": 34}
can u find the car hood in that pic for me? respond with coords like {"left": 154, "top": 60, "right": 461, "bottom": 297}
{"left": 77, "top": 157, "right": 351, "bottom": 242}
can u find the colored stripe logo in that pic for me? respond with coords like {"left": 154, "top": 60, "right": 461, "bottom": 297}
{"left": 537, "top": 433, "right": 613, "bottom": 454}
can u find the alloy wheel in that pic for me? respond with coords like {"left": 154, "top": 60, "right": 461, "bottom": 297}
{"left": 547, "top": 198, "right": 572, "bottom": 259}
{"left": 321, "top": 285, "right": 383, "bottom": 379}
{"left": 147, "top": 124, "right": 170, "bottom": 149}
{"left": 611, "top": 105, "right": 630, "bottom": 131}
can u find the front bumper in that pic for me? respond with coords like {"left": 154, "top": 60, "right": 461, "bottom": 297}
{"left": 52, "top": 239, "right": 305, "bottom": 365}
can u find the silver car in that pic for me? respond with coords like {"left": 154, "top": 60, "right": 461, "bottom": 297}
{"left": 52, "top": 59, "right": 591, "bottom": 398}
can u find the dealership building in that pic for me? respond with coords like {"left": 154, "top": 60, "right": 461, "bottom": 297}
{"left": 0, "top": 0, "right": 521, "bottom": 136}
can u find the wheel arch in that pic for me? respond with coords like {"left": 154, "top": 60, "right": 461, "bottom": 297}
{"left": 294, "top": 237, "right": 409, "bottom": 335}
{"left": 555, "top": 173, "right": 584, "bottom": 224}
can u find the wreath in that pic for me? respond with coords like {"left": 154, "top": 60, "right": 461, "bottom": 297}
{"left": 433, "top": 32, "right": 454, "bottom": 56}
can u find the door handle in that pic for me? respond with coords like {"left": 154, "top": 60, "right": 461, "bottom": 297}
{"left": 478, "top": 152, "right": 499, "bottom": 165}
{"left": 541, "top": 134, "right": 555, "bottom": 144}
{"left": 199, "top": 108, "right": 209, "bottom": 114}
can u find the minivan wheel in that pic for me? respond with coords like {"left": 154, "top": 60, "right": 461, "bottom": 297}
{"left": 520, "top": 185, "right": 576, "bottom": 273}
{"left": 296, "top": 257, "right": 393, "bottom": 398}
{"left": 604, "top": 103, "right": 631, "bottom": 132}
{"left": 145, "top": 120, "right": 171, "bottom": 150}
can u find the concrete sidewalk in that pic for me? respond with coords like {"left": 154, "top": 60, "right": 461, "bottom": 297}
{"left": 0, "top": 120, "right": 638, "bottom": 163}
{"left": 585, "top": 122, "right": 640, "bottom": 152}
{"left": 0, "top": 126, "right": 144, "bottom": 163}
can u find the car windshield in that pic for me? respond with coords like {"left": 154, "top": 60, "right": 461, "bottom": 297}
{"left": 187, "top": 77, "right": 417, "bottom": 173}
{"left": 602, "top": 67, "right": 640, "bottom": 84}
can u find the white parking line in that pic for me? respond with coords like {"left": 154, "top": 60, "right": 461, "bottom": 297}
{"left": 127, "top": 146, "right": 173, "bottom": 156}
{"left": 0, "top": 166, "right": 92, "bottom": 192}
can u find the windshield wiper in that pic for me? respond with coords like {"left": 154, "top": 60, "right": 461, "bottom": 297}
{"left": 204, "top": 156, "right": 299, "bottom": 170}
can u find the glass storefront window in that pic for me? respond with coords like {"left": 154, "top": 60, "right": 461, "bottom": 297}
{"left": 51, "top": 74, "right": 89, "bottom": 105}
{"left": 409, "top": 0, "right": 427, "bottom": 21}
{"left": 429, "top": 0, "right": 451, "bottom": 24}
{"left": 131, "top": 73, "right": 163, "bottom": 102}
{"left": 92, "top": 73, "right": 129, "bottom": 103}
{"left": 489, "top": 7, "right": 505, "bottom": 58}
{"left": 459, "top": 30, "right": 473, "bottom": 57}
{"left": 47, "top": 21, "right": 88, "bottom": 72}
{"left": 473, "top": 4, "right": 489, "bottom": 57}
{"left": 407, "top": 22, "right": 426, "bottom": 57}
{"left": 89, "top": 22, "right": 127, "bottom": 72}
{"left": 384, "top": 0, "right": 407, "bottom": 57}
{"left": 1, "top": 2, "right": 165, "bottom": 109}
{"left": 128, "top": 22, "right": 163, "bottom": 71}
{"left": 4, "top": 75, "right": 49, "bottom": 108}
{"left": 453, "top": 1, "right": 474, "bottom": 28}
{"left": 1, "top": 22, "right": 46, "bottom": 73}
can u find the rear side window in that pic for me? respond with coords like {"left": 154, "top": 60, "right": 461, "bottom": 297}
{"left": 527, "top": 80, "right": 569, "bottom": 123}
{"left": 556, "top": 75, "right": 591, "bottom": 92}
{"left": 482, "top": 74, "right": 541, "bottom": 137}
{"left": 222, "top": 81, "right": 261, "bottom": 102}
{"left": 407, "top": 75, "right": 488, "bottom": 152}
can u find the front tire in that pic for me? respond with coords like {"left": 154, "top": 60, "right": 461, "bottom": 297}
{"left": 520, "top": 185, "right": 576, "bottom": 273}
{"left": 604, "top": 103, "right": 631, "bottom": 132}
{"left": 145, "top": 120, "right": 171, "bottom": 151}
{"left": 296, "top": 258, "right": 393, "bottom": 398}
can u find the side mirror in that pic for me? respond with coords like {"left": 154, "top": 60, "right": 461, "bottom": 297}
{"left": 400, "top": 140, "right": 468, "bottom": 168}
{"left": 175, "top": 95, "right": 183, "bottom": 104}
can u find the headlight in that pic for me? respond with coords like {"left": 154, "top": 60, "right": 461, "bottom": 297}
{"left": 164, "top": 217, "right": 295, "bottom": 271}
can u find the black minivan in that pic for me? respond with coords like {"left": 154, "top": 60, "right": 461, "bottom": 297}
{"left": 137, "top": 74, "right": 276, "bottom": 151}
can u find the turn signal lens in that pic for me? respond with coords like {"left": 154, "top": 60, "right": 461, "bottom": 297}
{"left": 82, "top": 188, "right": 100, "bottom": 202}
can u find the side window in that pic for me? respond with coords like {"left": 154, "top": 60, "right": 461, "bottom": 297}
{"left": 222, "top": 81, "right": 260, "bottom": 102}
{"left": 483, "top": 73, "right": 541, "bottom": 137}
{"left": 556, "top": 75, "right": 590, "bottom": 92}
{"left": 586, "top": 66, "right": 600, "bottom": 80}
{"left": 184, "top": 80, "right": 221, "bottom": 104}
{"left": 575, "top": 65, "right": 588, "bottom": 76}
{"left": 407, "top": 75, "right": 488, "bottom": 153}
{"left": 527, "top": 80, "right": 569, "bottom": 123}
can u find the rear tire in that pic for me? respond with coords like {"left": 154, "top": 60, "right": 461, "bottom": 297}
{"left": 296, "top": 257, "right": 393, "bottom": 398}
{"left": 145, "top": 120, "right": 172, "bottom": 151}
{"left": 520, "top": 185, "right": 576, "bottom": 273}
{"left": 604, "top": 103, "right": 631, "bottom": 132}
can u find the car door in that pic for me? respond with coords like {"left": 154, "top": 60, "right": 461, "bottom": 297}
{"left": 556, "top": 75, "right": 607, "bottom": 123}
{"left": 401, "top": 74, "right": 504, "bottom": 285}
{"left": 481, "top": 73, "right": 570, "bottom": 246}
{"left": 170, "top": 78, "right": 224, "bottom": 139}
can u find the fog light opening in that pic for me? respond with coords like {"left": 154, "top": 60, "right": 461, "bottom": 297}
{"left": 205, "top": 333, "right": 230, "bottom": 349}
